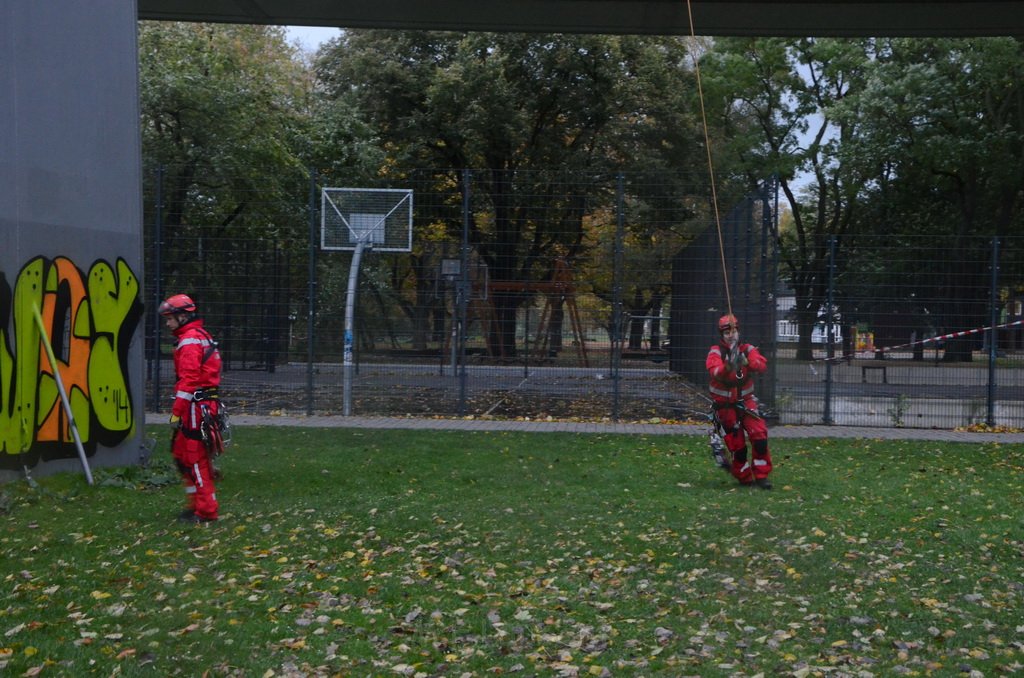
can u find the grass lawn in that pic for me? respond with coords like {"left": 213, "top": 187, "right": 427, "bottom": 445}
{"left": 1, "top": 427, "right": 1022, "bottom": 676}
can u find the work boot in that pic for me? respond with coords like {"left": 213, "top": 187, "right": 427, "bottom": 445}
{"left": 754, "top": 477, "right": 773, "bottom": 490}
{"left": 177, "top": 509, "right": 195, "bottom": 522}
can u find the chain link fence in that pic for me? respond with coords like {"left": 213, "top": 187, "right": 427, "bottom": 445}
{"left": 144, "top": 165, "right": 1024, "bottom": 429}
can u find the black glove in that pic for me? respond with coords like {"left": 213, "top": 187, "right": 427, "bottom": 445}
{"left": 728, "top": 350, "right": 747, "bottom": 372}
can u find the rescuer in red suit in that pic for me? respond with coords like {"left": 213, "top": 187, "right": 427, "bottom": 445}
{"left": 159, "top": 294, "right": 222, "bottom": 521}
{"left": 706, "top": 314, "right": 773, "bottom": 489}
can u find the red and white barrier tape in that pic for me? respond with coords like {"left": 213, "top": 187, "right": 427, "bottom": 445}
{"left": 821, "top": 319, "right": 1023, "bottom": 363}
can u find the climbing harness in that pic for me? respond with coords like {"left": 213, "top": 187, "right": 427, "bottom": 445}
{"left": 708, "top": 410, "right": 730, "bottom": 470}
{"left": 194, "top": 389, "right": 232, "bottom": 456}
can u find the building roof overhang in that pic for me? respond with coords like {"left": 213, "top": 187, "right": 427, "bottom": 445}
{"left": 137, "top": 1, "right": 1024, "bottom": 37}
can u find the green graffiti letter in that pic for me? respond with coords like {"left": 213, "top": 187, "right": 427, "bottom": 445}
{"left": 0, "top": 259, "right": 45, "bottom": 455}
{"left": 86, "top": 258, "right": 139, "bottom": 432}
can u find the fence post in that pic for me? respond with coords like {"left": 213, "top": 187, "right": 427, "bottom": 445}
{"left": 611, "top": 173, "right": 625, "bottom": 421}
{"left": 150, "top": 164, "right": 164, "bottom": 413}
{"left": 523, "top": 305, "right": 530, "bottom": 379}
{"left": 823, "top": 236, "right": 836, "bottom": 424}
{"left": 987, "top": 236, "right": 1000, "bottom": 427}
{"left": 458, "top": 168, "right": 471, "bottom": 415}
{"left": 760, "top": 177, "right": 778, "bottom": 410}
{"left": 306, "top": 166, "right": 318, "bottom": 416}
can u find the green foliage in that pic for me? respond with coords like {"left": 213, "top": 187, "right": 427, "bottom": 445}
{"left": 887, "top": 393, "right": 910, "bottom": 427}
{"left": 702, "top": 37, "right": 878, "bottom": 359}
{"left": 2, "top": 427, "right": 1022, "bottom": 675}
{"left": 139, "top": 22, "right": 318, "bottom": 362}
{"left": 139, "top": 22, "right": 309, "bottom": 175}
{"left": 703, "top": 37, "right": 1024, "bottom": 359}
{"left": 314, "top": 32, "right": 711, "bottom": 355}
{"left": 137, "top": 29, "right": 1024, "bottom": 363}
{"left": 317, "top": 32, "right": 702, "bottom": 175}
{"left": 138, "top": 22, "right": 314, "bottom": 252}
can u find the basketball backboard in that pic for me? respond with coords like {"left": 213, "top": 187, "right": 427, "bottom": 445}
{"left": 321, "top": 187, "right": 413, "bottom": 252}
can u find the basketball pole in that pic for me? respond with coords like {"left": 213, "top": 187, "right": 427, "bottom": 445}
{"left": 342, "top": 239, "right": 368, "bottom": 416}
{"left": 323, "top": 186, "right": 413, "bottom": 417}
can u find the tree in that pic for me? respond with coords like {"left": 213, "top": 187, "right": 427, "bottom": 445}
{"left": 139, "top": 22, "right": 315, "bottom": 364}
{"left": 834, "top": 38, "right": 1024, "bottom": 360}
{"left": 703, "top": 37, "right": 875, "bottom": 360}
{"left": 140, "top": 22, "right": 311, "bottom": 236}
{"left": 315, "top": 31, "right": 706, "bottom": 358}
{"left": 704, "top": 37, "right": 1024, "bottom": 362}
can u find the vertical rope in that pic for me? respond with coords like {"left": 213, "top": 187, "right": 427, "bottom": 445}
{"left": 685, "top": 0, "right": 732, "bottom": 317}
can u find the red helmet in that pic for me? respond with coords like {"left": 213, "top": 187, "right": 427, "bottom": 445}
{"left": 158, "top": 294, "right": 197, "bottom": 316}
{"left": 718, "top": 314, "right": 739, "bottom": 332}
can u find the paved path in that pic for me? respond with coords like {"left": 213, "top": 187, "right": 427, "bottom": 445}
{"left": 146, "top": 414, "right": 1024, "bottom": 443}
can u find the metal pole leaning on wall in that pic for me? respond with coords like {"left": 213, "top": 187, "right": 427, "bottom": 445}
{"left": 32, "top": 303, "right": 93, "bottom": 485}
{"left": 987, "top": 237, "right": 1000, "bottom": 427}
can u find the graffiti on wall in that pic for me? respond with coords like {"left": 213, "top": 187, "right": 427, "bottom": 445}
{"left": 0, "top": 256, "right": 143, "bottom": 471}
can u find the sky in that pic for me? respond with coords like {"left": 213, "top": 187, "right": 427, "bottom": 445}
{"left": 284, "top": 25, "right": 341, "bottom": 52}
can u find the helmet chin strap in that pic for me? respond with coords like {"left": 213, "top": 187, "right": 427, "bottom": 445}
{"left": 167, "top": 312, "right": 193, "bottom": 329}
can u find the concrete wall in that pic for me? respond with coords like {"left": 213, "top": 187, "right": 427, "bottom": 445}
{"left": 1, "top": 1, "right": 145, "bottom": 481}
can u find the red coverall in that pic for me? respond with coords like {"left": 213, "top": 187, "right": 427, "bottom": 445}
{"left": 706, "top": 339, "right": 772, "bottom": 484}
{"left": 170, "top": 318, "right": 222, "bottom": 520}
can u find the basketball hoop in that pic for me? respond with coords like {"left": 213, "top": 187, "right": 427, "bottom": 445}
{"left": 321, "top": 187, "right": 413, "bottom": 415}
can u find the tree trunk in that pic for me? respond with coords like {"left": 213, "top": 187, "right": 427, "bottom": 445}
{"left": 488, "top": 292, "right": 519, "bottom": 359}
{"left": 410, "top": 287, "right": 433, "bottom": 351}
{"left": 795, "top": 307, "right": 818, "bottom": 361}
{"left": 649, "top": 299, "right": 664, "bottom": 350}
{"left": 548, "top": 297, "right": 564, "bottom": 354}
